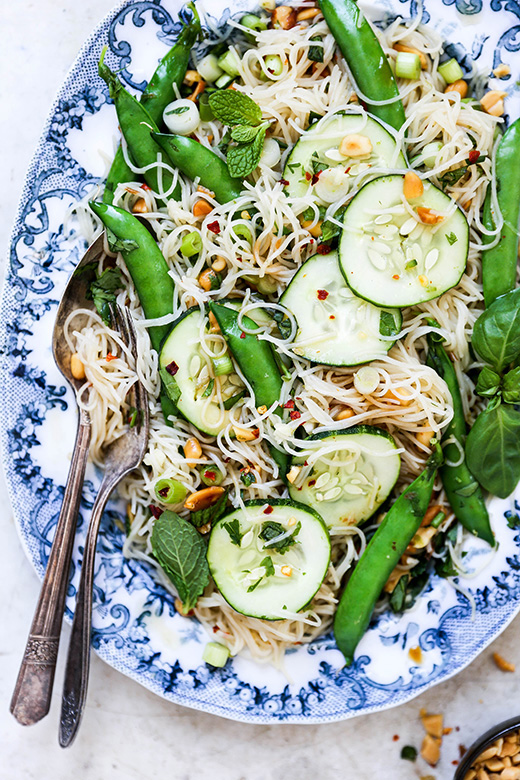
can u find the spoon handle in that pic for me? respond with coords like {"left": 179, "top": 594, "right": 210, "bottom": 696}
{"left": 10, "top": 408, "right": 91, "bottom": 726}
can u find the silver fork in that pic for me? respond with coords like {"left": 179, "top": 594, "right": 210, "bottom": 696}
{"left": 59, "top": 305, "right": 149, "bottom": 747}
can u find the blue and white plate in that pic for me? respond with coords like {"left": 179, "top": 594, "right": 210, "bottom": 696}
{"left": 3, "top": 0, "right": 520, "bottom": 724}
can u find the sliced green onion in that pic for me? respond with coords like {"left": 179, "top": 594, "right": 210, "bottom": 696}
{"left": 431, "top": 511, "right": 446, "bottom": 529}
{"left": 218, "top": 49, "right": 241, "bottom": 77}
{"left": 395, "top": 52, "right": 421, "bottom": 80}
{"left": 233, "top": 224, "right": 254, "bottom": 244}
{"left": 199, "top": 464, "right": 224, "bottom": 486}
{"left": 197, "top": 53, "right": 224, "bottom": 83}
{"left": 198, "top": 92, "right": 214, "bottom": 122}
{"left": 264, "top": 54, "right": 283, "bottom": 78}
{"left": 180, "top": 230, "right": 202, "bottom": 257}
{"left": 212, "top": 355, "right": 233, "bottom": 376}
{"left": 215, "top": 73, "right": 234, "bottom": 89}
{"left": 202, "top": 641, "right": 230, "bottom": 667}
{"left": 438, "top": 57, "right": 464, "bottom": 84}
{"left": 154, "top": 478, "right": 187, "bottom": 504}
{"left": 240, "top": 13, "right": 267, "bottom": 41}
{"left": 353, "top": 366, "right": 379, "bottom": 395}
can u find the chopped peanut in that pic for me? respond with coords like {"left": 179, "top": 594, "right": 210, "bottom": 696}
{"left": 461, "top": 198, "right": 473, "bottom": 212}
{"left": 480, "top": 90, "right": 507, "bottom": 116}
{"left": 416, "top": 429, "right": 434, "bottom": 447}
{"left": 287, "top": 517, "right": 297, "bottom": 527}
{"left": 296, "top": 7, "right": 320, "bottom": 22}
{"left": 384, "top": 387, "right": 413, "bottom": 406}
{"left": 301, "top": 219, "right": 322, "bottom": 238}
{"left": 339, "top": 133, "right": 373, "bottom": 157}
{"left": 417, "top": 206, "right": 445, "bottom": 224}
{"left": 493, "top": 63, "right": 511, "bottom": 78}
{"left": 184, "top": 486, "right": 225, "bottom": 511}
{"left": 184, "top": 437, "right": 203, "bottom": 459}
{"left": 183, "top": 69, "right": 202, "bottom": 86}
{"left": 132, "top": 197, "right": 149, "bottom": 214}
{"left": 403, "top": 171, "right": 424, "bottom": 200}
{"left": 208, "top": 311, "right": 220, "bottom": 332}
{"left": 257, "top": 405, "right": 268, "bottom": 415}
{"left": 70, "top": 353, "right": 85, "bottom": 380}
{"left": 198, "top": 522, "right": 212, "bottom": 535}
{"left": 271, "top": 5, "right": 297, "bottom": 29}
{"left": 197, "top": 185, "right": 215, "bottom": 196}
{"left": 188, "top": 80, "right": 206, "bottom": 102}
{"left": 421, "top": 734, "right": 441, "bottom": 766}
{"left": 198, "top": 268, "right": 218, "bottom": 291}
{"left": 241, "top": 210, "right": 251, "bottom": 220}
{"left": 233, "top": 425, "right": 260, "bottom": 441}
{"left": 418, "top": 274, "right": 429, "bottom": 287}
{"left": 193, "top": 199, "right": 213, "bottom": 218}
{"left": 422, "top": 712, "right": 443, "bottom": 738}
{"left": 286, "top": 466, "right": 302, "bottom": 484}
{"left": 408, "top": 646, "right": 423, "bottom": 663}
{"left": 394, "top": 43, "right": 428, "bottom": 70}
{"left": 337, "top": 408, "right": 355, "bottom": 421}
{"left": 281, "top": 565, "right": 292, "bottom": 577}
{"left": 493, "top": 652, "right": 516, "bottom": 672}
{"left": 212, "top": 257, "right": 227, "bottom": 272}
{"left": 445, "top": 79, "right": 468, "bottom": 98}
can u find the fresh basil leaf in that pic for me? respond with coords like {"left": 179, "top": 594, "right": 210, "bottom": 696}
{"left": 227, "top": 126, "right": 267, "bottom": 178}
{"left": 166, "top": 105, "right": 189, "bottom": 115}
{"left": 231, "top": 125, "right": 261, "bottom": 143}
{"left": 466, "top": 402, "right": 520, "bottom": 498}
{"left": 503, "top": 366, "right": 520, "bottom": 404}
{"left": 151, "top": 510, "right": 210, "bottom": 612}
{"left": 105, "top": 226, "right": 139, "bottom": 254}
{"left": 379, "top": 310, "right": 399, "bottom": 339}
{"left": 222, "top": 518, "right": 243, "bottom": 546}
{"left": 86, "top": 267, "right": 123, "bottom": 325}
{"left": 159, "top": 367, "right": 181, "bottom": 405}
{"left": 190, "top": 489, "right": 228, "bottom": 528}
{"left": 208, "top": 90, "right": 262, "bottom": 127}
{"left": 475, "top": 366, "right": 502, "bottom": 398}
{"left": 260, "top": 555, "right": 275, "bottom": 576}
{"left": 308, "top": 36, "right": 324, "bottom": 63}
{"left": 321, "top": 219, "right": 341, "bottom": 244}
{"left": 472, "top": 288, "right": 520, "bottom": 372}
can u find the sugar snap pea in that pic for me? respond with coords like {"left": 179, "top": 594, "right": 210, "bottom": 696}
{"left": 318, "top": 0, "right": 406, "bottom": 131}
{"left": 482, "top": 117, "right": 520, "bottom": 307}
{"left": 152, "top": 133, "right": 244, "bottom": 203}
{"left": 426, "top": 328, "right": 494, "bottom": 546}
{"left": 333, "top": 444, "right": 443, "bottom": 665}
{"left": 103, "top": 4, "right": 201, "bottom": 204}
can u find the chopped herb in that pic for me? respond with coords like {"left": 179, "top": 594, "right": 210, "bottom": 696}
{"left": 260, "top": 555, "right": 275, "bottom": 577}
{"left": 85, "top": 266, "right": 124, "bottom": 325}
{"left": 321, "top": 218, "right": 341, "bottom": 244}
{"left": 308, "top": 36, "right": 324, "bottom": 63}
{"left": 286, "top": 161, "right": 302, "bottom": 173}
{"left": 310, "top": 151, "right": 328, "bottom": 175}
{"left": 159, "top": 367, "right": 181, "bottom": 406}
{"left": 445, "top": 231, "right": 458, "bottom": 245}
{"left": 259, "top": 520, "right": 301, "bottom": 553}
{"left": 308, "top": 111, "right": 323, "bottom": 126}
{"left": 240, "top": 470, "right": 256, "bottom": 487}
{"left": 506, "top": 512, "right": 520, "bottom": 529}
{"left": 222, "top": 517, "right": 243, "bottom": 546}
{"left": 190, "top": 489, "right": 228, "bottom": 528}
{"left": 201, "top": 378, "right": 214, "bottom": 398}
{"left": 400, "top": 746, "right": 417, "bottom": 762}
{"left": 223, "top": 390, "right": 246, "bottom": 410}
{"left": 166, "top": 105, "right": 190, "bottom": 115}
{"left": 379, "top": 310, "right": 399, "bottom": 338}
{"left": 247, "top": 577, "right": 263, "bottom": 592}
{"left": 405, "top": 259, "right": 418, "bottom": 270}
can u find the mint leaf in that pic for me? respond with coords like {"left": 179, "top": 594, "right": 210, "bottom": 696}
{"left": 227, "top": 126, "right": 267, "bottom": 178}
{"left": 475, "top": 366, "right": 501, "bottom": 398}
{"left": 159, "top": 367, "right": 181, "bottom": 406}
{"left": 260, "top": 555, "right": 275, "bottom": 576}
{"left": 445, "top": 231, "right": 458, "bottom": 245}
{"left": 259, "top": 520, "right": 301, "bottom": 554}
{"left": 190, "top": 489, "right": 228, "bottom": 528}
{"left": 321, "top": 218, "right": 341, "bottom": 244}
{"left": 379, "top": 310, "right": 399, "bottom": 339}
{"left": 308, "top": 36, "right": 324, "bottom": 63}
{"left": 231, "top": 125, "right": 262, "bottom": 143}
{"left": 151, "top": 510, "right": 210, "bottom": 612}
{"left": 208, "top": 90, "right": 262, "bottom": 127}
{"left": 85, "top": 267, "right": 123, "bottom": 325}
{"left": 222, "top": 517, "right": 243, "bottom": 546}
{"left": 503, "top": 366, "right": 520, "bottom": 404}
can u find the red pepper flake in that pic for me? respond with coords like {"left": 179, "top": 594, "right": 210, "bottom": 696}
{"left": 204, "top": 470, "right": 216, "bottom": 481}
{"left": 212, "top": 625, "right": 220, "bottom": 633}
{"left": 452, "top": 760, "right": 459, "bottom": 766}
{"left": 141, "top": 183, "right": 151, "bottom": 191}
{"left": 308, "top": 479, "right": 316, "bottom": 486}
{"left": 311, "top": 171, "right": 322, "bottom": 185}
{"left": 263, "top": 505, "right": 274, "bottom": 515}
{"left": 207, "top": 220, "right": 220, "bottom": 234}
{"left": 345, "top": 166, "right": 351, "bottom": 174}
{"left": 317, "top": 289, "right": 329, "bottom": 300}
{"left": 316, "top": 244, "right": 332, "bottom": 255}
{"left": 158, "top": 486, "right": 169, "bottom": 498}
{"left": 165, "top": 360, "right": 179, "bottom": 376}
{"left": 284, "top": 399, "right": 295, "bottom": 409}
{"left": 468, "top": 149, "right": 480, "bottom": 164}
{"left": 392, "top": 735, "right": 399, "bottom": 742}
{"left": 149, "top": 505, "right": 163, "bottom": 519}
{"left": 329, "top": 315, "right": 335, "bottom": 320}
{"left": 392, "top": 274, "right": 400, "bottom": 280}
{"left": 106, "top": 352, "right": 117, "bottom": 362}
{"left": 290, "top": 410, "right": 301, "bottom": 420}
{"left": 305, "top": 171, "right": 312, "bottom": 181}
{"left": 280, "top": 178, "right": 289, "bottom": 186}
{"left": 303, "top": 461, "right": 308, "bottom": 466}
{"left": 240, "top": 331, "right": 246, "bottom": 339}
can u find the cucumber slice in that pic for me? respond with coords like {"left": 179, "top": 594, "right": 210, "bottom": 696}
{"left": 207, "top": 499, "right": 331, "bottom": 620}
{"left": 283, "top": 113, "right": 406, "bottom": 202}
{"left": 159, "top": 307, "right": 245, "bottom": 436}
{"left": 288, "top": 428, "right": 400, "bottom": 528}
{"left": 280, "top": 251, "right": 402, "bottom": 366}
{"left": 339, "top": 174, "right": 469, "bottom": 307}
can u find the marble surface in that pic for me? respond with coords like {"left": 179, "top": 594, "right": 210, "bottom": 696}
{"left": 1, "top": 2, "right": 520, "bottom": 778}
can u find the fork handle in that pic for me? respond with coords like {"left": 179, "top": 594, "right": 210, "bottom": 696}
{"left": 10, "top": 408, "right": 91, "bottom": 726}
{"left": 59, "top": 476, "right": 117, "bottom": 747}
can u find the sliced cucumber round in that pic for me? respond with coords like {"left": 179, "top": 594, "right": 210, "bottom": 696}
{"left": 280, "top": 251, "right": 402, "bottom": 366}
{"left": 207, "top": 499, "right": 331, "bottom": 620}
{"left": 288, "top": 427, "right": 400, "bottom": 529}
{"left": 159, "top": 307, "right": 245, "bottom": 436}
{"left": 283, "top": 112, "right": 406, "bottom": 202}
{"left": 339, "top": 174, "right": 469, "bottom": 307}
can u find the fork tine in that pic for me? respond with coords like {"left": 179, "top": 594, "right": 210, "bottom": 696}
{"left": 117, "top": 306, "right": 149, "bottom": 431}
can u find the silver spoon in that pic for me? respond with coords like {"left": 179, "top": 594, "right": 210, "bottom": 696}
{"left": 10, "top": 234, "right": 104, "bottom": 726}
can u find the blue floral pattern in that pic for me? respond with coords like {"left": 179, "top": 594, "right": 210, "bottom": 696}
{"left": 2, "top": 0, "right": 520, "bottom": 724}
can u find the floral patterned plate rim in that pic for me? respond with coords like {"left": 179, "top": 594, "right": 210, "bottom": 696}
{"left": 2, "top": 0, "right": 520, "bottom": 724}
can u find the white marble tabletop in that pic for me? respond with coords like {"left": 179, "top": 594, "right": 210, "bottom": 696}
{"left": 1, "top": 2, "right": 519, "bottom": 778}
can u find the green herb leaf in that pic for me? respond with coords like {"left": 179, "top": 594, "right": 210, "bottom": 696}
{"left": 321, "top": 219, "right": 341, "bottom": 244}
{"left": 400, "top": 746, "right": 417, "bottom": 762}
{"left": 308, "top": 36, "right": 324, "bottom": 63}
{"left": 388, "top": 575, "right": 408, "bottom": 612}
{"left": 240, "top": 470, "right": 257, "bottom": 487}
{"left": 472, "top": 288, "right": 520, "bottom": 373}
{"left": 273, "top": 310, "right": 293, "bottom": 340}
{"left": 503, "top": 366, "right": 520, "bottom": 404}
{"left": 227, "top": 126, "right": 267, "bottom": 178}
{"left": 166, "top": 105, "right": 190, "bottom": 115}
{"left": 223, "top": 390, "right": 246, "bottom": 410}
{"left": 405, "top": 259, "right": 418, "bottom": 270}
{"left": 208, "top": 90, "right": 262, "bottom": 127}
{"left": 308, "top": 111, "right": 323, "bottom": 126}
{"left": 259, "top": 520, "right": 301, "bottom": 554}
{"left": 190, "top": 489, "right": 228, "bottom": 528}
{"left": 507, "top": 512, "right": 520, "bottom": 529}
{"left": 286, "top": 161, "right": 301, "bottom": 173}
{"left": 475, "top": 366, "right": 502, "bottom": 398}
{"left": 231, "top": 124, "right": 262, "bottom": 143}
{"left": 151, "top": 510, "right": 210, "bottom": 612}
{"left": 159, "top": 367, "right": 182, "bottom": 406}
{"left": 222, "top": 517, "right": 243, "bottom": 546}
{"left": 105, "top": 226, "right": 139, "bottom": 255}
{"left": 379, "top": 310, "right": 400, "bottom": 339}
{"left": 85, "top": 267, "right": 124, "bottom": 325}
{"left": 247, "top": 577, "right": 263, "bottom": 592}
{"left": 201, "top": 378, "right": 214, "bottom": 398}
{"left": 260, "top": 555, "right": 275, "bottom": 576}
{"left": 445, "top": 231, "right": 458, "bottom": 245}
{"left": 466, "top": 402, "right": 520, "bottom": 498}
{"left": 310, "top": 151, "right": 328, "bottom": 175}
{"left": 438, "top": 165, "right": 468, "bottom": 189}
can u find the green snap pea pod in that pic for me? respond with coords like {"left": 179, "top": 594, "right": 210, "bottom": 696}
{"left": 99, "top": 52, "right": 180, "bottom": 203}
{"left": 334, "top": 445, "right": 443, "bottom": 666}
{"left": 103, "top": 4, "right": 201, "bottom": 204}
{"left": 426, "top": 330, "right": 494, "bottom": 546}
{"left": 482, "top": 117, "right": 520, "bottom": 307}
{"left": 152, "top": 133, "right": 244, "bottom": 203}
{"left": 209, "top": 303, "right": 289, "bottom": 476}
{"left": 89, "top": 201, "right": 177, "bottom": 421}
{"left": 318, "top": 0, "right": 406, "bottom": 131}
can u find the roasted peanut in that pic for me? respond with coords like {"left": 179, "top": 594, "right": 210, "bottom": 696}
{"left": 193, "top": 199, "right": 213, "bottom": 218}
{"left": 339, "top": 133, "right": 373, "bottom": 157}
{"left": 184, "top": 486, "right": 225, "bottom": 511}
{"left": 445, "top": 79, "right": 468, "bottom": 98}
{"left": 70, "top": 353, "right": 86, "bottom": 380}
{"left": 184, "top": 437, "right": 203, "bottom": 459}
{"left": 403, "top": 171, "right": 424, "bottom": 199}
{"left": 270, "top": 5, "right": 297, "bottom": 29}
{"left": 132, "top": 197, "right": 149, "bottom": 214}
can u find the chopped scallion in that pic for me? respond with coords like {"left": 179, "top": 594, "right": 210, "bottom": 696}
{"left": 202, "top": 641, "right": 230, "bottom": 667}
{"left": 240, "top": 13, "right": 267, "bottom": 41}
{"left": 395, "top": 51, "right": 421, "bottom": 80}
{"left": 154, "top": 478, "right": 187, "bottom": 505}
{"left": 180, "top": 230, "right": 202, "bottom": 257}
{"left": 215, "top": 73, "right": 234, "bottom": 89}
{"left": 218, "top": 49, "right": 241, "bottom": 77}
{"left": 438, "top": 57, "right": 464, "bottom": 84}
{"left": 431, "top": 511, "right": 446, "bottom": 529}
{"left": 212, "top": 355, "right": 233, "bottom": 376}
{"left": 264, "top": 54, "right": 283, "bottom": 78}
{"left": 199, "top": 464, "right": 224, "bottom": 486}
{"left": 197, "top": 53, "right": 224, "bottom": 84}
